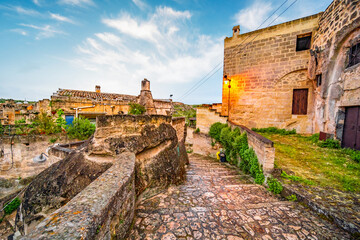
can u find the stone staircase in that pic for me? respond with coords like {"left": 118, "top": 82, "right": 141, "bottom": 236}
{"left": 127, "top": 154, "right": 350, "bottom": 239}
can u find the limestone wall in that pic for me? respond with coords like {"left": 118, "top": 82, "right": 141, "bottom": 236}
{"left": 196, "top": 106, "right": 227, "bottom": 134}
{"left": 0, "top": 135, "right": 69, "bottom": 179}
{"left": 222, "top": 14, "right": 322, "bottom": 133}
{"left": 309, "top": 0, "right": 360, "bottom": 138}
{"left": 23, "top": 152, "right": 136, "bottom": 240}
{"left": 172, "top": 117, "right": 189, "bottom": 165}
{"left": 228, "top": 121, "right": 275, "bottom": 174}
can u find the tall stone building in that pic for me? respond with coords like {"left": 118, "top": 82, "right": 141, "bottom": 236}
{"left": 219, "top": 0, "right": 360, "bottom": 149}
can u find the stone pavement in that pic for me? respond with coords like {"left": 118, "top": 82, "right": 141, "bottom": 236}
{"left": 127, "top": 154, "right": 350, "bottom": 239}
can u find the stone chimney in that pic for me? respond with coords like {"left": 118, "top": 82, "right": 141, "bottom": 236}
{"left": 95, "top": 85, "right": 101, "bottom": 93}
{"left": 232, "top": 25, "right": 240, "bottom": 37}
{"left": 141, "top": 78, "right": 150, "bottom": 91}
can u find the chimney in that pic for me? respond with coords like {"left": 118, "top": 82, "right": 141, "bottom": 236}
{"left": 232, "top": 25, "right": 240, "bottom": 37}
{"left": 95, "top": 85, "right": 101, "bottom": 93}
{"left": 141, "top": 78, "right": 150, "bottom": 91}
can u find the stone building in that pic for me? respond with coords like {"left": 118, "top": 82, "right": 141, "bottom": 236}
{"left": 36, "top": 79, "right": 173, "bottom": 124}
{"left": 211, "top": 0, "right": 360, "bottom": 149}
{"left": 0, "top": 100, "right": 36, "bottom": 125}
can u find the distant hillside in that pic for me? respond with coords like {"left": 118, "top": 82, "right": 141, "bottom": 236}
{"left": 172, "top": 103, "right": 197, "bottom": 123}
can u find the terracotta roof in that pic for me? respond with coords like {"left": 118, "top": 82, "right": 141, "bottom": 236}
{"left": 54, "top": 89, "right": 137, "bottom": 101}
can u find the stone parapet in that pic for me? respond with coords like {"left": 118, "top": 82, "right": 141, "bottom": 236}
{"left": 228, "top": 121, "right": 275, "bottom": 174}
{"left": 22, "top": 152, "right": 136, "bottom": 240}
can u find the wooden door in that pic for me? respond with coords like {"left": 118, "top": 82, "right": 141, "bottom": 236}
{"left": 292, "top": 89, "right": 308, "bottom": 115}
{"left": 343, "top": 107, "right": 360, "bottom": 150}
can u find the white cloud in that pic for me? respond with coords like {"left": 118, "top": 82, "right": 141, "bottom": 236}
{"left": 49, "top": 12, "right": 75, "bottom": 24}
{"left": 233, "top": 0, "right": 285, "bottom": 33}
{"left": 11, "top": 29, "right": 28, "bottom": 36}
{"left": 58, "top": 0, "right": 94, "bottom": 6}
{"left": 33, "top": 0, "right": 41, "bottom": 6}
{"left": 14, "top": 6, "right": 40, "bottom": 16}
{"left": 20, "top": 23, "right": 64, "bottom": 39}
{"left": 132, "top": 0, "right": 148, "bottom": 10}
{"left": 72, "top": 6, "right": 223, "bottom": 97}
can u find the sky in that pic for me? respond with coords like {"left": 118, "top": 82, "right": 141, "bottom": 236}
{"left": 0, "top": 0, "right": 333, "bottom": 104}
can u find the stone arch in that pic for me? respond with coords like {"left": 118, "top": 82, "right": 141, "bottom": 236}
{"left": 274, "top": 68, "right": 312, "bottom": 91}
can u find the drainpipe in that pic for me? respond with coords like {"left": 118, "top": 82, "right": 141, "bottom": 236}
{"left": 73, "top": 105, "right": 95, "bottom": 118}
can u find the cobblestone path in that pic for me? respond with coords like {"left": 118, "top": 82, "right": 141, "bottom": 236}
{"left": 128, "top": 154, "right": 350, "bottom": 239}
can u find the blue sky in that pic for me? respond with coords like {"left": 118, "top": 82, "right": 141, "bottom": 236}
{"left": 0, "top": 0, "right": 332, "bottom": 104}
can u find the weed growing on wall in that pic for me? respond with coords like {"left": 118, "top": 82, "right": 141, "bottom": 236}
{"left": 209, "top": 122, "right": 265, "bottom": 185}
{"left": 4, "top": 197, "right": 21, "bottom": 215}
{"left": 267, "top": 177, "right": 283, "bottom": 194}
{"left": 286, "top": 194, "right": 297, "bottom": 201}
{"left": 252, "top": 127, "right": 296, "bottom": 135}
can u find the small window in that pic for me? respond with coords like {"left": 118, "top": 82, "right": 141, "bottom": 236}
{"left": 316, "top": 74, "right": 322, "bottom": 87}
{"left": 348, "top": 42, "right": 360, "bottom": 68}
{"left": 296, "top": 33, "right": 312, "bottom": 51}
{"left": 292, "top": 89, "right": 308, "bottom": 115}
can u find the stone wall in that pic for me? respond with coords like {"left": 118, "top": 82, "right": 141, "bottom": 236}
{"left": 15, "top": 115, "right": 187, "bottom": 239}
{"left": 228, "top": 121, "right": 275, "bottom": 174}
{"left": 22, "top": 152, "right": 135, "bottom": 240}
{"left": 196, "top": 106, "right": 227, "bottom": 134}
{"left": 309, "top": 0, "right": 360, "bottom": 138}
{"left": 0, "top": 135, "right": 70, "bottom": 179}
{"left": 222, "top": 14, "right": 322, "bottom": 133}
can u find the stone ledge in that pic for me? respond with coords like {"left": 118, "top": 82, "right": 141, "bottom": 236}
{"left": 22, "top": 152, "right": 136, "bottom": 240}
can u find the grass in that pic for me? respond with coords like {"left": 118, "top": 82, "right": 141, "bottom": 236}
{"left": 259, "top": 132, "right": 360, "bottom": 193}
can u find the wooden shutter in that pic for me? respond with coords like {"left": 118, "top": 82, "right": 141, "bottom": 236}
{"left": 292, "top": 89, "right": 308, "bottom": 115}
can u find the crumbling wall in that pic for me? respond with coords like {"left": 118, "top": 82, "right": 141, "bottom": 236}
{"left": 223, "top": 14, "right": 321, "bottom": 133}
{"left": 22, "top": 152, "right": 135, "bottom": 240}
{"left": 309, "top": 0, "right": 360, "bottom": 138}
{"left": 90, "top": 115, "right": 186, "bottom": 195}
{"left": 172, "top": 117, "right": 189, "bottom": 166}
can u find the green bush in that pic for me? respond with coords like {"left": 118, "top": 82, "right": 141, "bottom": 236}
{"left": 286, "top": 194, "right": 297, "bottom": 201}
{"left": 308, "top": 133, "right": 320, "bottom": 143}
{"left": 0, "top": 122, "right": 3, "bottom": 135}
{"left": 318, "top": 138, "right": 341, "bottom": 149}
{"left": 55, "top": 109, "right": 67, "bottom": 133}
{"left": 66, "top": 116, "right": 95, "bottom": 140}
{"left": 342, "top": 148, "right": 360, "bottom": 163}
{"left": 129, "top": 103, "right": 146, "bottom": 115}
{"left": 194, "top": 128, "right": 200, "bottom": 133}
{"left": 33, "top": 112, "right": 57, "bottom": 134}
{"left": 209, "top": 122, "right": 227, "bottom": 142}
{"left": 252, "top": 127, "right": 296, "bottom": 135}
{"left": 4, "top": 197, "right": 21, "bottom": 215}
{"left": 268, "top": 177, "right": 283, "bottom": 194}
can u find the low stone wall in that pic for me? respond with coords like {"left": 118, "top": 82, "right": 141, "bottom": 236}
{"left": 196, "top": 106, "right": 227, "bottom": 134}
{"left": 22, "top": 152, "right": 135, "bottom": 240}
{"left": 228, "top": 121, "right": 275, "bottom": 174}
{"left": 172, "top": 117, "right": 189, "bottom": 165}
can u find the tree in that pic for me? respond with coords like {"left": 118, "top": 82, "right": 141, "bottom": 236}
{"left": 66, "top": 116, "right": 96, "bottom": 140}
{"left": 129, "top": 103, "right": 146, "bottom": 115}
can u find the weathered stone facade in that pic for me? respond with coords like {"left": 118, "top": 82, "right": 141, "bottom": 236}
{"left": 37, "top": 79, "right": 174, "bottom": 123}
{"left": 309, "top": 0, "right": 360, "bottom": 143}
{"left": 0, "top": 100, "right": 36, "bottom": 125}
{"left": 196, "top": 105, "right": 227, "bottom": 134}
{"left": 14, "top": 115, "right": 187, "bottom": 239}
{"left": 222, "top": 0, "right": 360, "bottom": 144}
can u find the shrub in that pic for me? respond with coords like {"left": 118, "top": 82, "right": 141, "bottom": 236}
{"left": 33, "top": 112, "right": 56, "bottom": 135}
{"left": 66, "top": 116, "right": 95, "bottom": 140}
{"left": 286, "top": 194, "right": 297, "bottom": 201}
{"left": 4, "top": 197, "right": 21, "bottom": 215}
{"left": 0, "top": 122, "right": 3, "bottom": 135}
{"left": 351, "top": 151, "right": 360, "bottom": 163}
{"left": 194, "top": 128, "right": 200, "bottom": 133}
{"left": 129, "top": 103, "right": 146, "bottom": 115}
{"left": 318, "top": 138, "right": 341, "bottom": 149}
{"left": 252, "top": 127, "right": 296, "bottom": 135}
{"left": 268, "top": 177, "right": 283, "bottom": 194}
{"left": 308, "top": 133, "right": 320, "bottom": 143}
{"left": 55, "top": 109, "right": 67, "bottom": 133}
{"left": 209, "top": 122, "right": 227, "bottom": 142}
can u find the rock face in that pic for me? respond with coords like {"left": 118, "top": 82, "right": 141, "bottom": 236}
{"left": 15, "top": 149, "right": 112, "bottom": 235}
{"left": 90, "top": 115, "right": 186, "bottom": 195}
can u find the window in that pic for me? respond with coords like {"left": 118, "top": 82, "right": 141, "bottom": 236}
{"left": 292, "top": 89, "right": 308, "bottom": 115}
{"left": 296, "top": 33, "right": 312, "bottom": 51}
{"left": 348, "top": 42, "right": 360, "bottom": 68}
{"left": 316, "top": 74, "right": 322, "bottom": 87}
